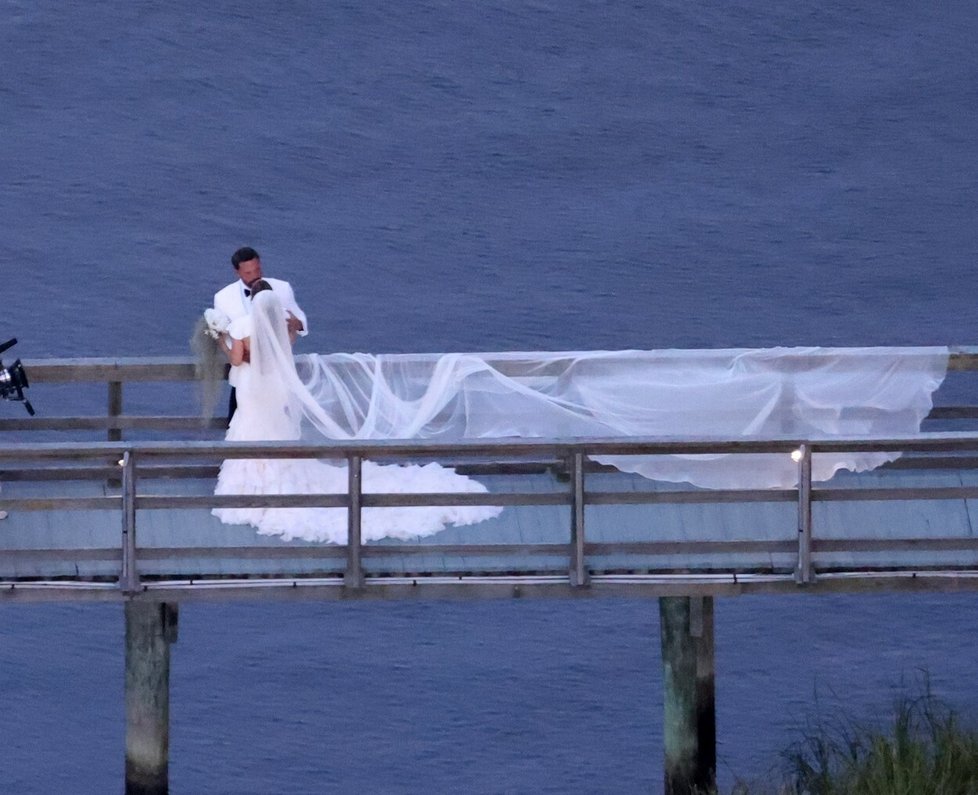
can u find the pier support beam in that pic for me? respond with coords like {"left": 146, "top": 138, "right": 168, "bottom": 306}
{"left": 659, "top": 596, "right": 716, "bottom": 795}
{"left": 125, "top": 601, "right": 178, "bottom": 795}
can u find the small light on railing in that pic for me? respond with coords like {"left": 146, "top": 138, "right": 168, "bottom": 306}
{"left": 790, "top": 449, "right": 803, "bottom": 463}
{"left": 117, "top": 459, "right": 125, "bottom": 467}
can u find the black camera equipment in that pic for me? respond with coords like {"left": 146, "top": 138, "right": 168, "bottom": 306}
{"left": 0, "top": 338, "right": 36, "bottom": 415}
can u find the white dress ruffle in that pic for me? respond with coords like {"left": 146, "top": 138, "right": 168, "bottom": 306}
{"left": 214, "top": 456, "right": 499, "bottom": 543}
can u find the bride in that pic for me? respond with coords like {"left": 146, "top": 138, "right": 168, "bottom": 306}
{"left": 211, "top": 280, "right": 501, "bottom": 543}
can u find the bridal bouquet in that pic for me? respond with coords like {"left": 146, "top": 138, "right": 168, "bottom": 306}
{"left": 202, "top": 307, "right": 230, "bottom": 340}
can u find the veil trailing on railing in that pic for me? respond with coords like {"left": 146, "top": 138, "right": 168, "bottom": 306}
{"left": 247, "top": 300, "right": 949, "bottom": 490}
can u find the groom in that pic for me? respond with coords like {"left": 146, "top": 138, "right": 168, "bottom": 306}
{"left": 214, "top": 246, "right": 309, "bottom": 419}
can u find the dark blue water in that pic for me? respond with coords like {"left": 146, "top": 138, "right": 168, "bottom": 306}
{"left": 2, "top": 1, "right": 978, "bottom": 791}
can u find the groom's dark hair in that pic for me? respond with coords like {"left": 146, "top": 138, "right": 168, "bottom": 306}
{"left": 231, "top": 247, "right": 260, "bottom": 269}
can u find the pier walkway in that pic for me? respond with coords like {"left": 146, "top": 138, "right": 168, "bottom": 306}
{"left": 3, "top": 350, "right": 978, "bottom": 602}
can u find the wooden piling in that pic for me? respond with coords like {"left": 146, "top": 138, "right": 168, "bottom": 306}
{"left": 659, "top": 596, "right": 716, "bottom": 795}
{"left": 125, "top": 601, "right": 178, "bottom": 795}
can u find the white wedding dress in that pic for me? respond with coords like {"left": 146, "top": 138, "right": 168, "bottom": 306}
{"left": 212, "top": 292, "right": 501, "bottom": 543}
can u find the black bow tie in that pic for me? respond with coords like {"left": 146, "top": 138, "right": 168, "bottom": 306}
{"left": 243, "top": 288, "right": 251, "bottom": 297}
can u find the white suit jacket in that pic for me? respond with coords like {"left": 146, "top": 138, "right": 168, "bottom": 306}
{"left": 213, "top": 277, "right": 308, "bottom": 388}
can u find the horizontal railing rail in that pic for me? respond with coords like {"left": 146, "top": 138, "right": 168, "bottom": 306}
{"left": 7, "top": 431, "right": 978, "bottom": 460}
{"left": 18, "top": 346, "right": 978, "bottom": 382}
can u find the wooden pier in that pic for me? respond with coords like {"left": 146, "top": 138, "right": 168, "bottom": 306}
{"left": 3, "top": 350, "right": 978, "bottom": 793}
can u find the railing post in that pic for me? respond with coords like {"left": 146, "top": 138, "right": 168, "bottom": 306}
{"left": 108, "top": 380, "right": 123, "bottom": 442}
{"left": 121, "top": 450, "right": 139, "bottom": 594}
{"left": 345, "top": 454, "right": 364, "bottom": 589}
{"left": 795, "top": 443, "right": 815, "bottom": 584}
{"left": 569, "top": 451, "right": 588, "bottom": 587}
{"left": 107, "top": 381, "right": 124, "bottom": 488}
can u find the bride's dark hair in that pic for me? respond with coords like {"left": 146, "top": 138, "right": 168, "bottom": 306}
{"left": 249, "top": 278, "right": 273, "bottom": 298}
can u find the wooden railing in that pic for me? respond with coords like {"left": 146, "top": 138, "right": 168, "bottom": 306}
{"left": 0, "top": 356, "right": 225, "bottom": 434}
{"left": 4, "top": 433, "right": 978, "bottom": 600}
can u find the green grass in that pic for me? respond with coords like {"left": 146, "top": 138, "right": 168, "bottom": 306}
{"left": 728, "top": 684, "right": 978, "bottom": 795}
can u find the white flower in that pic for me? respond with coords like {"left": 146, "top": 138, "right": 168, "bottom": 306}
{"left": 203, "top": 307, "right": 230, "bottom": 340}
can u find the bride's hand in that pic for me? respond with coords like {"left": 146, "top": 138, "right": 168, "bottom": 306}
{"left": 285, "top": 311, "right": 303, "bottom": 337}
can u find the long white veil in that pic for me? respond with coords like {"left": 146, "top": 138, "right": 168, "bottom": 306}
{"left": 295, "top": 347, "right": 948, "bottom": 490}
{"left": 243, "top": 297, "right": 949, "bottom": 490}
